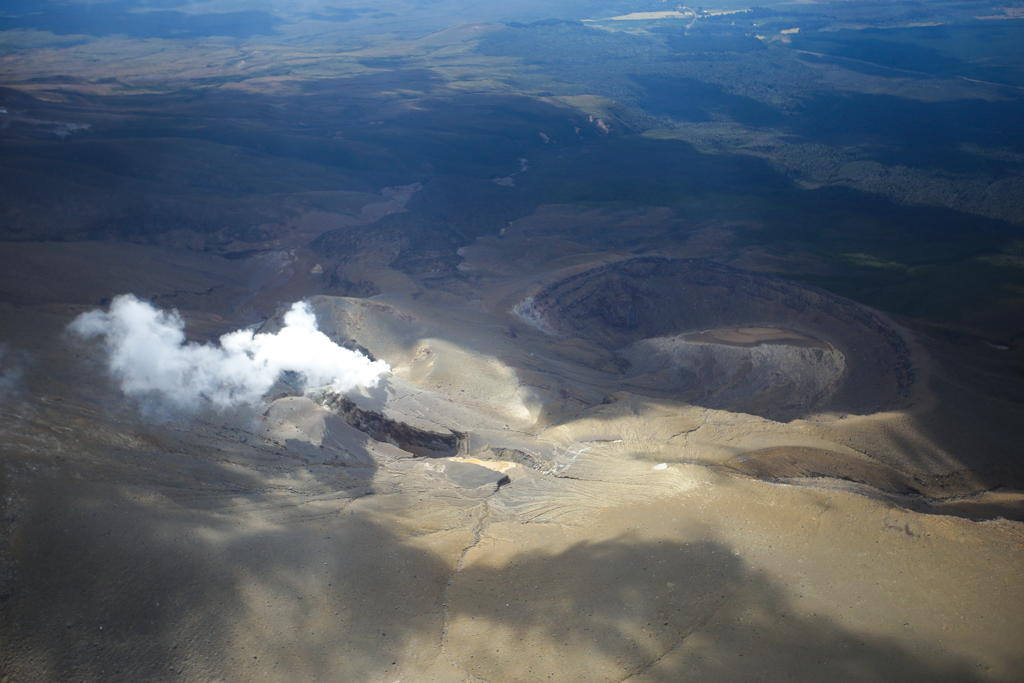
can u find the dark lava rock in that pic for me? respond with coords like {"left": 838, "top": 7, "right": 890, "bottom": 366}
{"left": 320, "top": 393, "right": 465, "bottom": 458}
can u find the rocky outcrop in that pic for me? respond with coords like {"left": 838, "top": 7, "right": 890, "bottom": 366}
{"left": 319, "top": 392, "right": 466, "bottom": 458}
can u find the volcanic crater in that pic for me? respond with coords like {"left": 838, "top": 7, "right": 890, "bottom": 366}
{"left": 516, "top": 257, "right": 913, "bottom": 421}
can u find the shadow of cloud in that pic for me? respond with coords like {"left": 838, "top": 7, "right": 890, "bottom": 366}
{"left": 0, "top": 449, "right": 1014, "bottom": 683}
{"left": 446, "top": 536, "right": 741, "bottom": 681}
{"left": 0, "top": 456, "right": 456, "bottom": 682}
{"left": 445, "top": 536, "right": 1007, "bottom": 683}
{"left": 0, "top": 472, "right": 242, "bottom": 681}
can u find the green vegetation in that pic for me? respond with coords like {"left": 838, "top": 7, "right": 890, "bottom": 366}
{"left": 789, "top": 22, "right": 1024, "bottom": 87}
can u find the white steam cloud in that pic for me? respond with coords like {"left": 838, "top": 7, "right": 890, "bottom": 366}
{"left": 69, "top": 294, "right": 389, "bottom": 410}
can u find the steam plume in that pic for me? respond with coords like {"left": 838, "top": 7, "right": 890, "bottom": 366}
{"left": 69, "top": 295, "right": 389, "bottom": 410}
